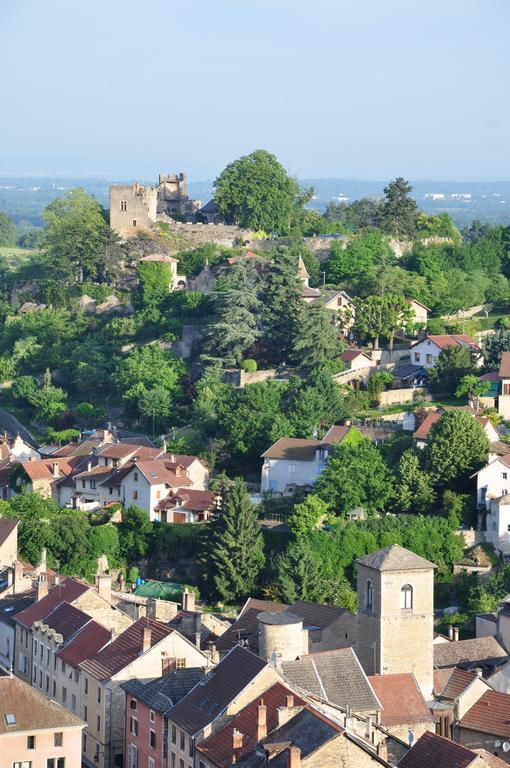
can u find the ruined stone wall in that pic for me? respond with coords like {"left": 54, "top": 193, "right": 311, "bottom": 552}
{"left": 110, "top": 184, "right": 157, "bottom": 238}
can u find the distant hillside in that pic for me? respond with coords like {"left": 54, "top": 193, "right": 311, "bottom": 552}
{"left": 2, "top": 176, "right": 510, "bottom": 228}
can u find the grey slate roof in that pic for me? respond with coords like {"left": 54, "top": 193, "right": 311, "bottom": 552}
{"left": 357, "top": 544, "right": 436, "bottom": 572}
{"left": 122, "top": 668, "right": 207, "bottom": 715}
{"left": 434, "top": 636, "right": 508, "bottom": 670}
{"left": 281, "top": 648, "right": 381, "bottom": 714}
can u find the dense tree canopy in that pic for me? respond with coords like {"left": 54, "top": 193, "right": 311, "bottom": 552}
{"left": 426, "top": 410, "right": 490, "bottom": 489}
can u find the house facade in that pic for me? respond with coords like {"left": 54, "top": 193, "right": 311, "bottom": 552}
{"left": 410, "top": 334, "right": 479, "bottom": 369}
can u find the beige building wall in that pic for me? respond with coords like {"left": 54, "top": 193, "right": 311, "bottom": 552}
{"left": 303, "top": 732, "right": 386, "bottom": 767}
{"left": 110, "top": 183, "right": 158, "bottom": 239}
{"left": 0, "top": 725, "right": 83, "bottom": 768}
{"left": 0, "top": 524, "right": 18, "bottom": 566}
{"left": 456, "top": 677, "right": 491, "bottom": 720}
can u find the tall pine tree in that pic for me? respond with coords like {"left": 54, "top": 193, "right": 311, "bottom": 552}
{"left": 263, "top": 247, "right": 303, "bottom": 364}
{"left": 205, "top": 477, "right": 265, "bottom": 603}
{"left": 293, "top": 303, "right": 340, "bottom": 370}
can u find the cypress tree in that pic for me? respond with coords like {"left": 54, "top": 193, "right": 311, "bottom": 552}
{"left": 206, "top": 477, "right": 265, "bottom": 603}
{"left": 263, "top": 246, "right": 303, "bottom": 364}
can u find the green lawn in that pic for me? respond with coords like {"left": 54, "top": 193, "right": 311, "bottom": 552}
{"left": 0, "top": 245, "right": 40, "bottom": 269}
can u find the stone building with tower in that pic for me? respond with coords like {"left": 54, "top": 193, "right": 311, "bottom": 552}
{"left": 109, "top": 173, "right": 201, "bottom": 238}
{"left": 356, "top": 544, "right": 435, "bottom": 699}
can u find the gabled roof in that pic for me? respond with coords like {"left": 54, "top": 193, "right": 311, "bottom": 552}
{"left": 140, "top": 253, "right": 178, "bottom": 263}
{"left": 155, "top": 488, "right": 215, "bottom": 513}
{"left": 473, "top": 749, "right": 509, "bottom": 767}
{"left": 56, "top": 620, "right": 111, "bottom": 667}
{"left": 168, "top": 646, "right": 267, "bottom": 735}
{"left": 215, "top": 598, "right": 288, "bottom": 653}
{"left": 410, "top": 334, "right": 478, "bottom": 351}
{"left": 397, "top": 731, "right": 477, "bottom": 768}
{"left": 434, "top": 636, "right": 508, "bottom": 670}
{"left": 0, "top": 675, "right": 84, "bottom": 734}
{"left": 196, "top": 683, "right": 307, "bottom": 768}
{"left": 357, "top": 544, "right": 436, "bottom": 572}
{"left": 406, "top": 298, "right": 431, "bottom": 311}
{"left": 0, "top": 517, "right": 19, "bottom": 546}
{"left": 122, "top": 668, "right": 207, "bottom": 714}
{"left": 0, "top": 592, "right": 35, "bottom": 627}
{"left": 37, "top": 601, "right": 90, "bottom": 641}
{"left": 368, "top": 673, "right": 435, "bottom": 727}
{"left": 459, "top": 689, "right": 510, "bottom": 737}
{"left": 499, "top": 351, "right": 510, "bottom": 378}
{"left": 129, "top": 460, "right": 192, "bottom": 488}
{"left": 253, "top": 706, "right": 343, "bottom": 766}
{"left": 281, "top": 648, "right": 380, "bottom": 713}
{"left": 15, "top": 578, "right": 89, "bottom": 629}
{"left": 434, "top": 668, "right": 479, "bottom": 700}
{"left": 340, "top": 349, "right": 372, "bottom": 363}
{"left": 80, "top": 618, "right": 173, "bottom": 681}
{"left": 98, "top": 443, "right": 162, "bottom": 461}
{"left": 262, "top": 427, "right": 353, "bottom": 461}
{"left": 289, "top": 600, "right": 349, "bottom": 629}
{"left": 413, "top": 412, "right": 441, "bottom": 440}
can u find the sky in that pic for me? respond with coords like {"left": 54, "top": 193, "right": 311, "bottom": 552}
{"left": 1, "top": 0, "right": 509, "bottom": 181}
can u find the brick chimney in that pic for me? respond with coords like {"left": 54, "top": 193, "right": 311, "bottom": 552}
{"left": 257, "top": 698, "right": 267, "bottom": 741}
{"left": 286, "top": 746, "right": 301, "bottom": 768}
{"left": 141, "top": 625, "right": 152, "bottom": 653}
{"left": 233, "top": 728, "right": 243, "bottom": 750}
{"left": 36, "top": 572, "right": 48, "bottom": 602}
{"left": 96, "top": 574, "right": 112, "bottom": 603}
{"left": 285, "top": 694, "right": 294, "bottom": 708}
{"left": 182, "top": 588, "right": 195, "bottom": 613}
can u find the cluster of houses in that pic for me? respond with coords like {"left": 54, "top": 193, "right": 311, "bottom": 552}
{"left": 1, "top": 515, "right": 510, "bottom": 768}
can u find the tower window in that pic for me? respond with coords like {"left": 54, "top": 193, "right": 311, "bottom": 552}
{"left": 400, "top": 583, "right": 413, "bottom": 609}
{"left": 366, "top": 580, "right": 373, "bottom": 612}
{"left": 120, "top": 201, "right": 127, "bottom": 211}
{"left": 132, "top": 219, "right": 137, "bottom": 227}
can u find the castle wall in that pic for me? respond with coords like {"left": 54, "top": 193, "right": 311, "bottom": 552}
{"left": 110, "top": 184, "right": 157, "bottom": 238}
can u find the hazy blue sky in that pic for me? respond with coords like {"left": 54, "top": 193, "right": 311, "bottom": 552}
{"left": 2, "top": 0, "right": 509, "bottom": 180}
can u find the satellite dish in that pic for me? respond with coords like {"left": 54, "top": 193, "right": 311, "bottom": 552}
{"left": 408, "top": 730, "right": 415, "bottom": 746}
{"left": 503, "top": 742, "right": 510, "bottom": 753}
{"left": 495, "top": 741, "right": 502, "bottom": 748}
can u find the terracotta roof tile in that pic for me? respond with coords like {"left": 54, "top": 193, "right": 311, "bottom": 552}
{"left": 473, "top": 749, "right": 509, "bottom": 767}
{"left": 413, "top": 412, "right": 441, "bottom": 440}
{"left": 37, "top": 601, "right": 90, "bottom": 641}
{"left": 14, "top": 578, "right": 89, "bottom": 629}
{"left": 368, "top": 673, "right": 435, "bottom": 727}
{"left": 0, "top": 675, "right": 83, "bottom": 734}
{"left": 499, "top": 352, "right": 510, "bottom": 378}
{"left": 197, "top": 683, "right": 306, "bottom": 767}
{"left": 438, "top": 668, "right": 478, "bottom": 700}
{"left": 57, "top": 620, "right": 111, "bottom": 667}
{"left": 397, "top": 730, "right": 476, "bottom": 768}
{"left": 459, "top": 690, "right": 510, "bottom": 737}
{"left": 80, "top": 618, "right": 173, "bottom": 681}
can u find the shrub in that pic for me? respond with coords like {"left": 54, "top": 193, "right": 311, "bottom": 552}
{"left": 241, "top": 359, "right": 257, "bottom": 373}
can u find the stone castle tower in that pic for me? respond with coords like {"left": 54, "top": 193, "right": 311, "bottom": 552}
{"left": 356, "top": 544, "right": 435, "bottom": 698}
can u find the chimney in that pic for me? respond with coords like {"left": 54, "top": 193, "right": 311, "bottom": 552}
{"left": 453, "top": 627, "right": 459, "bottom": 642}
{"left": 162, "top": 438, "right": 167, "bottom": 454}
{"left": 232, "top": 728, "right": 244, "bottom": 750}
{"left": 87, "top": 461, "right": 92, "bottom": 472}
{"left": 182, "top": 588, "right": 195, "bottom": 613}
{"left": 286, "top": 746, "right": 301, "bottom": 768}
{"left": 366, "top": 715, "right": 373, "bottom": 743}
{"left": 96, "top": 574, "right": 112, "bottom": 603}
{"left": 38, "top": 548, "right": 47, "bottom": 574}
{"left": 448, "top": 625, "right": 454, "bottom": 641}
{"left": 475, "top": 667, "right": 483, "bottom": 678}
{"left": 36, "top": 572, "right": 48, "bottom": 602}
{"left": 257, "top": 699, "right": 267, "bottom": 741}
{"left": 377, "top": 739, "right": 388, "bottom": 760}
{"left": 170, "top": 453, "right": 176, "bottom": 463}
{"left": 142, "top": 625, "right": 151, "bottom": 653}
{"left": 285, "top": 694, "right": 294, "bottom": 708}
{"left": 13, "top": 560, "right": 23, "bottom": 594}
{"left": 162, "top": 655, "right": 176, "bottom": 676}
{"left": 52, "top": 462, "right": 59, "bottom": 478}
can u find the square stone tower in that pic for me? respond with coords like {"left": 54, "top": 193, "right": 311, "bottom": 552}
{"left": 356, "top": 544, "right": 435, "bottom": 699}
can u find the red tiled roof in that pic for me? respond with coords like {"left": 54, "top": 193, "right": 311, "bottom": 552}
{"left": 197, "top": 683, "right": 306, "bottom": 767}
{"left": 413, "top": 412, "right": 441, "bottom": 440}
{"left": 434, "top": 668, "right": 454, "bottom": 696}
{"left": 132, "top": 460, "right": 192, "bottom": 487}
{"left": 57, "top": 620, "right": 111, "bottom": 667}
{"left": 80, "top": 618, "right": 173, "bottom": 681}
{"left": 459, "top": 690, "right": 510, "bottom": 738}
{"left": 340, "top": 349, "right": 369, "bottom": 362}
{"left": 0, "top": 675, "right": 83, "bottom": 734}
{"left": 22, "top": 457, "right": 75, "bottom": 482}
{"left": 140, "top": 254, "right": 178, "bottom": 263}
{"left": 397, "top": 731, "right": 476, "bottom": 768}
{"left": 499, "top": 351, "right": 510, "bottom": 379}
{"left": 15, "top": 578, "right": 89, "bottom": 629}
{"left": 169, "top": 646, "right": 267, "bottom": 735}
{"left": 426, "top": 334, "right": 478, "bottom": 350}
{"left": 438, "top": 668, "right": 478, "bottom": 700}
{"left": 39, "top": 601, "right": 90, "bottom": 641}
{"left": 473, "top": 749, "right": 509, "bottom": 767}
{"left": 155, "top": 488, "right": 215, "bottom": 513}
{"left": 98, "top": 443, "right": 162, "bottom": 461}
{"left": 0, "top": 517, "right": 19, "bottom": 546}
{"left": 368, "top": 674, "right": 434, "bottom": 727}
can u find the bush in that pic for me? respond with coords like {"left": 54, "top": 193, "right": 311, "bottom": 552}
{"left": 241, "top": 359, "right": 257, "bottom": 373}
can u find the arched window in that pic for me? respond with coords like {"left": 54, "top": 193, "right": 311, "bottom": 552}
{"left": 366, "top": 580, "right": 373, "bottom": 611}
{"left": 401, "top": 583, "right": 413, "bottom": 609}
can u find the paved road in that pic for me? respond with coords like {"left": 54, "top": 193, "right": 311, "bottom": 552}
{"left": 0, "top": 409, "right": 39, "bottom": 448}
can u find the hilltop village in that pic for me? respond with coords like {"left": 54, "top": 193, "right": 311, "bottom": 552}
{"left": 3, "top": 151, "right": 510, "bottom": 767}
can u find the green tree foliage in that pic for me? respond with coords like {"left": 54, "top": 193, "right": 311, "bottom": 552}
{"left": 263, "top": 247, "right": 303, "bottom": 364}
{"left": 482, "top": 330, "right": 510, "bottom": 370}
{"left": 393, "top": 449, "right": 436, "bottom": 514}
{"left": 203, "top": 259, "right": 261, "bottom": 366}
{"left": 455, "top": 375, "right": 490, "bottom": 401}
{"left": 275, "top": 538, "right": 329, "bottom": 603}
{"left": 0, "top": 493, "right": 58, "bottom": 565}
{"left": 379, "top": 177, "right": 419, "bottom": 237}
{"left": 214, "top": 150, "right": 300, "bottom": 233}
{"left": 118, "top": 505, "right": 153, "bottom": 560}
{"left": 293, "top": 303, "right": 340, "bottom": 370}
{"left": 428, "top": 346, "right": 475, "bottom": 394}
{"left": 426, "top": 410, "right": 490, "bottom": 489}
{"left": 352, "top": 293, "right": 411, "bottom": 349}
{"left": 416, "top": 212, "right": 459, "bottom": 239}
{"left": 27, "top": 368, "right": 68, "bottom": 424}
{"left": 43, "top": 188, "right": 110, "bottom": 281}
{"left": 366, "top": 371, "right": 393, "bottom": 406}
{"left": 204, "top": 477, "right": 265, "bottom": 603}
{"left": 138, "top": 386, "right": 171, "bottom": 435}
{"left": 137, "top": 260, "right": 172, "bottom": 307}
{"left": 288, "top": 495, "right": 328, "bottom": 538}
{"left": 0, "top": 212, "right": 17, "bottom": 246}
{"left": 11, "top": 375, "right": 39, "bottom": 403}
{"left": 325, "top": 198, "right": 381, "bottom": 231}
{"left": 114, "top": 346, "right": 184, "bottom": 414}
{"left": 325, "top": 230, "right": 392, "bottom": 284}
{"left": 314, "top": 440, "right": 394, "bottom": 517}
{"left": 51, "top": 510, "right": 91, "bottom": 574}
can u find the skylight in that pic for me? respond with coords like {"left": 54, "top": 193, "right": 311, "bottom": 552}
{"left": 5, "top": 714, "right": 16, "bottom": 725}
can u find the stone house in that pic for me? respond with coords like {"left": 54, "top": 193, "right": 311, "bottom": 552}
{"left": 356, "top": 544, "right": 435, "bottom": 699}
{"left": 139, "top": 253, "right": 187, "bottom": 290}
{"left": 409, "top": 334, "right": 480, "bottom": 369}
{"left": 80, "top": 617, "right": 208, "bottom": 768}
{"left": 397, "top": 730, "right": 491, "bottom": 768}
{"left": 0, "top": 672, "right": 84, "bottom": 768}
{"left": 122, "top": 668, "right": 207, "bottom": 768}
{"left": 153, "top": 488, "right": 216, "bottom": 524}
{"left": 261, "top": 425, "right": 359, "bottom": 495}
{"left": 0, "top": 517, "right": 19, "bottom": 569}
{"left": 0, "top": 591, "right": 34, "bottom": 670}
{"left": 406, "top": 298, "right": 430, "bottom": 330}
{"left": 10, "top": 457, "right": 78, "bottom": 501}
{"left": 472, "top": 455, "right": 510, "bottom": 509}
{"left": 455, "top": 690, "right": 510, "bottom": 764}
{"left": 498, "top": 352, "right": 510, "bottom": 420}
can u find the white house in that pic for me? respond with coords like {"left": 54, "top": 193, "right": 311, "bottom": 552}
{"left": 406, "top": 298, "right": 430, "bottom": 330}
{"left": 498, "top": 351, "right": 510, "bottom": 419}
{"left": 409, "top": 334, "right": 479, "bottom": 369}
{"left": 261, "top": 425, "right": 357, "bottom": 495}
{"left": 486, "top": 494, "right": 510, "bottom": 555}
{"left": 472, "top": 455, "right": 510, "bottom": 508}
